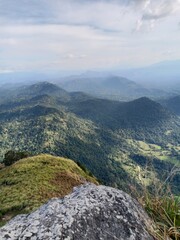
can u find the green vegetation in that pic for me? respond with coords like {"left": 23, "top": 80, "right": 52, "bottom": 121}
{"left": 147, "top": 196, "right": 180, "bottom": 240}
{"left": 0, "top": 154, "right": 97, "bottom": 225}
{"left": 3, "top": 150, "right": 31, "bottom": 166}
{"left": 0, "top": 82, "right": 179, "bottom": 194}
{"left": 159, "top": 95, "right": 180, "bottom": 116}
{"left": 137, "top": 187, "right": 180, "bottom": 240}
{"left": 130, "top": 162, "right": 180, "bottom": 240}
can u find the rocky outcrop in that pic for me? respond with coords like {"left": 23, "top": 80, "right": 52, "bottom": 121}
{"left": 0, "top": 184, "right": 154, "bottom": 240}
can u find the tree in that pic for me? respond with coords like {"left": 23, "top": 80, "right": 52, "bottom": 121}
{"left": 3, "top": 150, "right": 30, "bottom": 166}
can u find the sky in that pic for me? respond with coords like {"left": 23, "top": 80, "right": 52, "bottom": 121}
{"left": 0, "top": 0, "right": 180, "bottom": 72}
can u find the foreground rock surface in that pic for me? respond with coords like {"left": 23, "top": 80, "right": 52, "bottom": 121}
{"left": 0, "top": 184, "right": 153, "bottom": 240}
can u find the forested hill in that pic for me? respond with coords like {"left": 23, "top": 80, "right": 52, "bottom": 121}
{"left": 68, "top": 96, "right": 174, "bottom": 129}
{"left": 159, "top": 95, "right": 180, "bottom": 116}
{"left": 0, "top": 82, "right": 179, "bottom": 194}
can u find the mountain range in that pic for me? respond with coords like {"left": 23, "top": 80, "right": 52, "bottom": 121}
{"left": 0, "top": 82, "right": 179, "bottom": 195}
{"left": 58, "top": 74, "right": 171, "bottom": 101}
{"left": 115, "top": 60, "right": 180, "bottom": 92}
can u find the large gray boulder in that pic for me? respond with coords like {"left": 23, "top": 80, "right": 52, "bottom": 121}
{"left": 0, "top": 184, "right": 154, "bottom": 240}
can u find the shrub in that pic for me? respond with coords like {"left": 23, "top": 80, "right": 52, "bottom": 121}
{"left": 3, "top": 150, "right": 30, "bottom": 166}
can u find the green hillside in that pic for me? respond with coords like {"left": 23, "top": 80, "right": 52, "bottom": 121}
{"left": 159, "top": 95, "right": 180, "bottom": 116}
{"left": 69, "top": 96, "right": 175, "bottom": 129}
{"left": 0, "top": 154, "right": 97, "bottom": 225}
{"left": 0, "top": 102, "right": 134, "bottom": 189}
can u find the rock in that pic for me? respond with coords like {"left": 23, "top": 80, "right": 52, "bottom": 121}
{"left": 0, "top": 184, "right": 154, "bottom": 240}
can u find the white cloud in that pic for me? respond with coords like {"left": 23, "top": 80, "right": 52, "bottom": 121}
{"left": 0, "top": 69, "right": 15, "bottom": 73}
{"left": 135, "top": 0, "right": 180, "bottom": 30}
{"left": 143, "top": 0, "right": 180, "bottom": 20}
{"left": 0, "top": 0, "right": 180, "bottom": 71}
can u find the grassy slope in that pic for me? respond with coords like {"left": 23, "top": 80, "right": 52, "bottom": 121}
{"left": 0, "top": 154, "right": 97, "bottom": 225}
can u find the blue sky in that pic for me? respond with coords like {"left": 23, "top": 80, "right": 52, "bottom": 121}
{"left": 0, "top": 0, "right": 180, "bottom": 72}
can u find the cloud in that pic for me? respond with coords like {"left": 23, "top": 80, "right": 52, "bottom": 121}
{"left": 0, "top": 0, "right": 180, "bottom": 71}
{"left": 133, "top": 0, "right": 180, "bottom": 31}
{"left": 0, "top": 69, "right": 15, "bottom": 74}
{"left": 142, "top": 0, "right": 180, "bottom": 21}
{"left": 65, "top": 53, "right": 87, "bottom": 59}
{"left": 0, "top": 0, "right": 179, "bottom": 34}
{"left": 0, "top": 24, "right": 127, "bottom": 71}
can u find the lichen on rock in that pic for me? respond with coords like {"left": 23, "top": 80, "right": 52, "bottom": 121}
{"left": 0, "top": 183, "right": 154, "bottom": 240}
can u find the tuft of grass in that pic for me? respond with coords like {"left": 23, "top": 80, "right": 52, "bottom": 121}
{"left": 142, "top": 192, "right": 180, "bottom": 240}
{"left": 0, "top": 154, "right": 98, "bottom": 225}
{"left": 132, "top": 169, "right": 180, "bottom": 240}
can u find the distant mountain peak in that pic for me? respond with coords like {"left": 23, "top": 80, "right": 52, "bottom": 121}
{"left": 27, "top": 81, "right": 62, "bottom": 92}
{"left": 80, "top": 70, "right": 112, "bottom": 78}
{"left": 130, "top": 96, "right": 165, "bottom": 107}
{"left": 127, "top": 97, "right": 172, "bottom": 120}
{"left": 17, "top": 81, "right": 70, "bottom": 102}
{"left": 132, "top": 96, "right": 153, "bottom": 103}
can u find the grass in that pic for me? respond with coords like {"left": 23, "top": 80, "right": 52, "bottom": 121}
{"left": 132, "top": 168, "right": 180, "bottom": 240}
{"left": 0, "top": 154, "right": 98, "bottom": 225}
{"left": 141, "top": 192, "right": 180, "bottom": 240}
